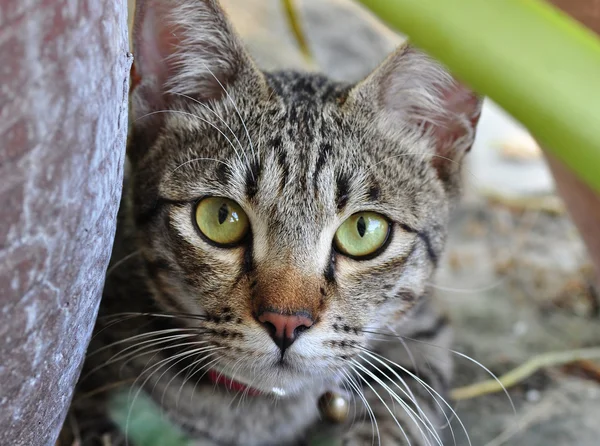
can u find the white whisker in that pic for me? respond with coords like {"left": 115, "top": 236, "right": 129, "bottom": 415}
{"left": 359, "top": 347, "right": 472, "bottom": 446}
{"left": 173, "top": 92, "right": 247, "bottom": 160}
{"left": 356, "top": 355, "right": 444, "bottom": 446}
{"left": 351, "top": 359, "right": 437, "bottom": 446}
{"left": 200, "top": 62, "right": 257, "bottom": 178}
{"left": 342, "top": 368, "right": 380, "bottom": 446}
{"left": 136, "top": 109, "right": 245, "bottom": 170}
{"left": 359, "top": 351, "right": 461, "bottom": 446}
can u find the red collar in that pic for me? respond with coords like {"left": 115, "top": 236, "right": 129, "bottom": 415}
{"left": 207, "top": 369, "right": 262, "bottom": 396}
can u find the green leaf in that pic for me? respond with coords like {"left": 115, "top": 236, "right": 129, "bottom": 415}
{"left": 358, "top": 0, "right": 600, "bottom": 193}
{"left": 108, "top": 389, "right": 191, "bottom": 446}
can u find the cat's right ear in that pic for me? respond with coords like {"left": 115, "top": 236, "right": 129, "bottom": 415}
{"left": 130, "top": 0, "right": 265, "bottom": 127}
{"left": 348, "top": 44, "right": 482, "bottom": 192}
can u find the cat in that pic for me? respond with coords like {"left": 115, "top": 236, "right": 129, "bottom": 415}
{"left": 59, "top": 0, "right": 482, "bottom": 444}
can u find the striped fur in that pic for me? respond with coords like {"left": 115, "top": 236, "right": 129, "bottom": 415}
{"left": 60, "top": 1, "right": 481, "bottom": 445}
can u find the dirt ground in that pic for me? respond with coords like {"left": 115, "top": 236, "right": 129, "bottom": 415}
{"left": 127, "top": 0, "right": 600, "bottom": 444}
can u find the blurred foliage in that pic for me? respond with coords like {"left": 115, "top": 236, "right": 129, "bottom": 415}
{"left": 108, "top": 390, "right": 191, "bottom": 446}
{"left": 356, "top": 0, "right": 600, "bottom": 193}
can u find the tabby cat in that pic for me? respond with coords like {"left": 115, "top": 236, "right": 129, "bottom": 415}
{"left": 61, "top": 0, "right": 482, "bottom": 444}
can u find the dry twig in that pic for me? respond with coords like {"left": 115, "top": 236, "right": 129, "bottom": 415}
{"left": 451, "top": 347, "right": 600, "bottom": 400}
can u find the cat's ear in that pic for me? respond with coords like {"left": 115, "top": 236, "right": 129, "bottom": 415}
{"left": 351, "top": 44, "right": 482, "bottom": 184}
{"left": 131, "top": 0, "right": 265, "bottom": 121}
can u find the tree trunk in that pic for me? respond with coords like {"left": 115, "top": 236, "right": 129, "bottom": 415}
{"left": 0, "top": 1, "right": 131, "bottom": 444}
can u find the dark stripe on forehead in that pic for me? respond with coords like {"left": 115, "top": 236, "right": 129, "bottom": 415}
{"left": 215, "top": 161, "right": 230, "bottom": 185}
{"left": 244, "top": 159, "right": 261, "bottom": 200}
{"left": 368, "top": 182, "right": 381, "bottom": 201}
{"left": 313, "top": 142, "right": 332, "bottom": 193}
{"left": 265, "top": 71, "right": 351, "bottom": 105}
{"left": 277, "top": 149, "right": 289, "bottom": 195}
{"left": 335, "top": 172, "right": 350, "bottom": 211}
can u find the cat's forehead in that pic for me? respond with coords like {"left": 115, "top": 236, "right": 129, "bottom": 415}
{"left": 156, "top": 70, "right": 437, "bottom": 230}
{"left": 265, "top": 71, "right": 350, "bottom": 106}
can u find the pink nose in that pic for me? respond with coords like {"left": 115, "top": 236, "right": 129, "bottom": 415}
{"left": 257, "top": 311, "right": 314, "bottom": 353}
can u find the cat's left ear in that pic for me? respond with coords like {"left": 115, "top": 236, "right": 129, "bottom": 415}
{"left": 349, "top": 44, "right": 482, "bottom": 185}
{"left": 130, "top": 0, "right": 266, "bottom": 124}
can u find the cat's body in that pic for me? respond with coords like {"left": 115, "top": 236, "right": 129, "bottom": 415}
{"left": 61, "top": 1, "right": 481, "bottom": 445}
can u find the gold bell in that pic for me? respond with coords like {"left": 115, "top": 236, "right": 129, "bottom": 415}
{"left": 318, "top": 391, "right": 349, "bottom": 423}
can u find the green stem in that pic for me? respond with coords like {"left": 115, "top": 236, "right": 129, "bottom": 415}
{"left": 358, "top": 0, "right": 600, "bottom": 193}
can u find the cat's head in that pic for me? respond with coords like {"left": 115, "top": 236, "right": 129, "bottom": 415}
{"left": 128, "top": 0, "right": 481, "bottom": 396}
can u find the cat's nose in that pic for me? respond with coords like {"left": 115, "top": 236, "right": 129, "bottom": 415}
{"left": 257, "top": 310, "right": 314, "bottom": 353}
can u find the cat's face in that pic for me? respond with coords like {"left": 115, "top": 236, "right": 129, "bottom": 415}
{"left": 129, "top": 0, "right": 481, "bottom": 396}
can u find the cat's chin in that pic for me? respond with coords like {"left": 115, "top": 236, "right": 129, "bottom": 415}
{"left": 211, "top": 364, "right": 329, "bottom": 399}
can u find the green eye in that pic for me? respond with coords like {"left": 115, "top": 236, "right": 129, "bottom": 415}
{"left": 334, "top": 212, "right": 390, "bottom": 258}
{"left": 195, "top": 197, "right": 249, "bottom": 246}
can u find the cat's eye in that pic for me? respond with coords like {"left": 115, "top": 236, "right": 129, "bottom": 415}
{"left": 195, "top": 197, "right": 249, "bottom": 246}
{"left": 334, "top": 212, "right": 390, "bottom": 258}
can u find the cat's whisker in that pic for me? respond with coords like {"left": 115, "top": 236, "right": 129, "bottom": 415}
{"left": 360, "top": 330, "right": 517, "bottom": 408}
{"left": 357, "top": 353, "right": 447, "bottom": 446}
{"left": 228, "top": 360, "right": 253, "bottom": 409}
{"left": 112, "top": 337, "right": 208, "bottom": 373}
{"left": 350, "top": 359, "right": 439, "bottom": 446}
{"left": 172, "top": 92, "right": 248, "bottom": 160}
{"left": 136, "top": 109, "right": 246, "bottom": 170}
{"left": 358, "top": 346, "right": 473, "bottom": 446}
{"left": 368, "top": 333, "right": 516, "bottom": 416}
{"left": 176, "top": 351, "right": 214, "bottom": 408}
{"left": 389, "top": 336, "right": 459, "bottom": 436}
{"left": 91, "top": 312, "right": 203, "bottom": 341}
{"left": 105, "top": 250, "right": 142, "bottom": 278}
{"left": 83, "top": 338, "right": 210, "bottom": 383}
{"left": 343, "top": 365, "right": 381, "bottom": 446}
{"left": 128, "top": 343, "right": 216, "bottom": 393}
{"left": 126, "top": 345, "right": 222, "bottom": 416}
{"left": 358, "top": 351, "right": 461, "bottom": 446}
{"left": 190, "top": 356, "right": 224, "bottom": 410}
{"left": 346, "top": 371, "right": 372, "bottom": 429}
{"left": 339, "top": 373, "right": 361, "bottom": 429}
{"left": 350, "top": 365, "right": 386, "bottom": 446}
{"left": 99, "top": 311, "right": 208, "bottom": 322}
{"left": 200, "top": 62, "right": 257, "bottom": 177}
{"left": 161, "top": 349, "right": 224, "bottom": 410}
{"left": 172, "top": 352, "right": 219, "bottom": 409}
{"left": 87, "top": 328, "right": 200, "bottom": 357}
{"left": 226, "top": 356, "right": 253, "bottom": 410}
{"left": 172, "top": 156, "right": 236, "bottom": 175}
{"left": 124, "top": 347, "right": 216, "bottom": 446}
{"left": 91, "top": 314, "right": 149, "bottom": 339}
{"left": 150, "top": 346, "right": 224, "bottom": 398}
{"left": 109, "top": 335, "right": 208, "bottom": 364}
